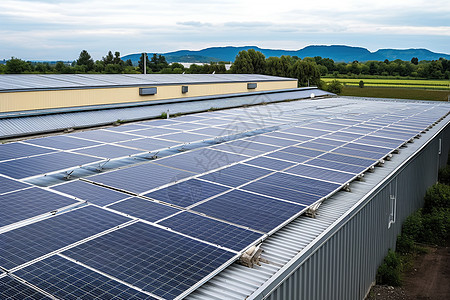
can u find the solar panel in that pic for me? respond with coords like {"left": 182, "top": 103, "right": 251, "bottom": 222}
{"left": 68, "top": 130, "right": 137, "bottom": 143}
{"left": 318, "top": 153, "right": 377, "bottom": 168}
{"left": 144, "top": 179, "right": 229, "bottom": 207}
{"left": 13, "top": 255, "right": 156, "bottom": 300}
{"left": 0, "top": 206, "right": 130, "bottom": 270}
{"left": 189, "top": 127, "right": 234, "bottom": 137}
{"left": 343, "top": 142, "right": 392, "bottom": 155}
{"left": 325, "top": 131, "right": 363, "bottom": 142}
{"left": 305, "top": 158, "right": 367, "bottom": 174}
{"left": 225, "top": 140, "right": 280, "bottom": 152}
{"left": 281, "top": 127, "right": 329, "bottom": 137}
{"left": 73, "top": 144, "right": 143, "bottom": 159}
{"left": 199, "top": 164, "right": 272, "bottom": 188}
{"left": 192, "top": 190, "right": 305, "bottom": 233}
{"left": 241, "top": 181, "right": 321, "bottom": 206}
{"left": 0, "top": 187, "right": 80, "bottom": 228}
{"left": 130, "top": 127, "right": 181, "bottom": 137}
{"left": 211, "top": 143, "right": 265, "bottom": 157}
{"left": 103, "top": 123, "right": 149, "bottom": 132}
{"left": 244, "top": 135, "right": 300, "bottom": 147}
{"left": 62, "top": 222, "right": 235, "bottom": 300}
{"left": 51, "top": 180, "right": 130, "bottom": 206}
{"left": 281, "top": 146, "right": 326, "bottom": 157}
{"left": 89, "top": 163, "right": 193, "bottom": 194}
{"left": 108, "top": 197, "right": 180, "bottom": 222}
{"left": 265, "top": 151, "right": 311, "bottom": 163}
{"left": 284, "top": 164, "right": 355, "bottom": 184}
{"left": 0, "top": 176, "right": 30, "bottom": 194}
{"left": 264, "top": 132, "right": 312, "bottom": 142}
{"left": 159, "top": 212, "right": 263, "bottom": 251}
{"left": 0, "top": 152, "right": 100, "bottom": 179}
{"left": 244, "top": 156, "right": 295, "bottom": 171}
{"left": 257, "top": 173, "right": 341, "bottom": 198}
{"left": 0, "top": 142, "right": 54, "bottom": 162}
{"left": 303, "top": 122, "right": 347, "bottom": 131}
{"left": 116, "top": 137, "right": 180, "bottom": 152}
{"left": 298, "top": 141, "right": 337, "bottom": 151}
{"left": 331, "top": 147, "right": 386, "bottom": 160}
{"left": 24, "top": 135, "right": 100, "bottom": 151}
{"left": 158, "top": 132, "right": 210, "bottom": 143}
{"left": 0, "top": 275, "right": 48, "bottom": 299}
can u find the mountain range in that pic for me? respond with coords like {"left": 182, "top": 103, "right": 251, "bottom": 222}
{"left": 122, "top": 45, "right": 450, "bottom": 64}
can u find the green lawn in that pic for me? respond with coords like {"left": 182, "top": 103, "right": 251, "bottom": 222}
{"left": 341, "top": 86, "right": 450, "bottom": 101}
{"left": 322, "top": 78, "right": 450, "bottom": 90}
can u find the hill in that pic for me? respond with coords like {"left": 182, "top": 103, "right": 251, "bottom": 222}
{"left": 122, "top": 45, "right": 450, "bottom": 64}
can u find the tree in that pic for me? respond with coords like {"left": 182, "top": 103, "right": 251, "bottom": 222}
{"left": 103, "top": 51, "right": 114, "bottom": 65}
{"left": 231, "top": 49, "right": 266, "bottom": 74}
{"left": 359, "top": 80, "right": 364, "bottom": 88}
{"left": 411, "top": 57, "right": 419, "bottom": 65}
{"left": 290, "top": 60, "right": 321, "bottom": 87}
{"left": 76, "top": 50, "right": 94, "bottom": 71}
{"left": 113, "top": 51, "right": 122, "bottom": 65}
{"left": 138, "top": 53, "right": 150, "bottom": 73}
{"left": 5, "top": 57, "right": 31, "bottom": 74}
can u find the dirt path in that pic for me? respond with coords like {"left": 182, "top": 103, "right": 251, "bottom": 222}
{"left": 367, "top": 246, "right": 450, "bottom": 300}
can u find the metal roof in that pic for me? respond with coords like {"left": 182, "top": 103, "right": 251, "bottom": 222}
{"left": 0, "top": 88, "right": 330, "bottom": 139}
{"left": 0, "top": 74, "right": 295, "bottom": 93}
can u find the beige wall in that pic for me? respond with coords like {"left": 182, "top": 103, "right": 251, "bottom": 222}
{"left": 0, "top": 80, "right": 297, "bottom": 113}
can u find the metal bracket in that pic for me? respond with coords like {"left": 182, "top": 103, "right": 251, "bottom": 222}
{"left": 63, "top": 170, "right": 75, "bottom": 180}
{"left": 239, "top": 245, "right": 263, "bottom": 268}
{"left": 96, "top": 159, "right": 110, "bottom": 171}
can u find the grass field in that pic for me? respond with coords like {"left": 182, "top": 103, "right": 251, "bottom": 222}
{"left": 341, "top": 86, "right": 449, "bottom": 101}
{"left": 322, "top": 78, "right": 450, "bottom": 90}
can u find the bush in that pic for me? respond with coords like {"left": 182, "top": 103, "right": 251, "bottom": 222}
{"left": 326, "top": 79, "right": 343, "bottom": 94}
{"left": 359, "top": 80, "right": 364, "bottom": 88}
{"left": 401, "top": 210, "right": 424, "bottom": 241}
{"left": 421, "top": 209, "right": 450, "bottom": 245}
{"left": 396, "top": 234, "right": 415, "bottom": 254}
{"left": 438, "top": 165, "right": 450, "bottom": 185}
{"left": 376, "top": 249, "right": 402, "bottom": 286}
{"left": 423, "top": 183, "right": 450, "bottom": 214}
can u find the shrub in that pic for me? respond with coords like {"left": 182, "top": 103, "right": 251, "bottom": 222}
{"left": 326, "top": 80, "right": 343, "bottom": 94}
{"left": 401, "top": 210, "right": 424, "bottom": 241}
{"left": 396, "top": 234, "right": 415, "bottom": 255}
{"left": 376, "top": 249, "right": 402, "bottom": 286}
{"left": 359, "top": 80, "right": 364, "bottom": 88}
{"left": 438, "top": 165, "right": 450, "bottom": 185}
{"left": 423, "top": 183, "right": 450, "bottom": 214}
{"left": 421, "top": 209, "right": 450, "bottom": 245}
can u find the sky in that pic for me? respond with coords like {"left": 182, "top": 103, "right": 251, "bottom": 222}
{"left": 1, "top": 0, "right": 449, "bottom": 61}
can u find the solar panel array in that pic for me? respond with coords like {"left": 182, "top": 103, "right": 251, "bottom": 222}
{"left": 0, "top": 97, "right": 449, "bottom": 299}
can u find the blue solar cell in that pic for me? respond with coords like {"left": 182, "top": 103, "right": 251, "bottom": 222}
{"left": 310, "top": 138, "right": 346, "bottom": 146}
{"left": 190, "top": 127, "right": 234, "bottom": 137}
{"left": 305, "top": 158, "right": 367, "bottom": 174}
{"left": 244, "top": 135, "right": 300, "bottom": 147}
{"left": 0, "top": 206, "right": 130, "bottom": 269}
{"left": 298, "top": 141, "right": 336, "bottom": 151}
{"left": 200, "top": 172, "right": 248, "bottom": 187}
{"left": 14, "top": 255, "right": 156, "bottom": 300}
{"left": 281, "top": 146, "right": 325, "bottom": 157}
{"left": 193, "top": 190, "right": 305, "bottom": 233}
{"left": 159, "top": 212, "right": 263, "bottom": 251}
{"left": 51, "top": 180, "right": 130, "bottom": 206}
{"left": 257, "top": 172, "right": 341, "bottom": 197}
{"left": 24, "top": 135, "right": 99, "bottom": 151}
{"left": 139, "top": 119, "right": 180, "bottom": 126}
{"left": 325, "top": 132, "right": 362, "bottom": 141}
{"left": 244, "top": 156, "right": 295, "bottom": 171}
{"left": 211, "top": 143, "right": 265, "bottom": 157}
{"left": 327, "top": 118, "right": 361, "bottom": 126}
{"left": 157, "top": 149, "right": 247, "bottom": 174}
{"left": 0, "top": 187, "right": 79, "bottom": 228}
{"left": 357, "top": 136, "right": 403, "bottom": 148}
{"left": 117, "top": 137, "right": 180, "bottom": 151}
{"left": 344, "top": 143, "right": 392, "bottom": 154}
{"left": 108, "top": 197, "right": 180, "bottom": 222}
{"left": 285, "top": 164, "right": 355, "bottom": 184}
{"left": 199, "top": 164, "right": 272, "bottom": 187}
{"left": 130, "top": 127, "right": 181, "bottom": 137}
{"left": 62, "top": 222, "right": 235, "bottom": 300}
{"left": 89, "top": 163, "right": 193, "bottom": 194}
{"left": 68, "top": 130, "right": 137, "bottom": 143}
{"left": 241, "top": 181, "right": 321, "bottom": 206}
{"left": 281, "top": 127, "right": 329, "bottom": 137}
{"left": 0, "top": 176, "right": 30, "bottom": 194}
{"left": 158, "top": 132, "right": 210, "bottom": 143}
{"left": 304, "top": 122, "right": 347, "bottom": 131}
{"left": 264, "top": 132, "right": 312, "bottom": 142}
{"left": 332, "top": 147, "right": 385, "bottom": 160}
{"left": 104, "top": 123, "right": 149, "bottom": 132}
{"left": 342, "top": 126, "right": 375, "bottom": 134}
{"left": 73, "top": 144, "right": 142, "bottom": 159}
{"left": 266, "top": 151, "right": 311, "bottom": 163}
{"left": 226, "top": 140, "right": 280, "bottom": 152}
{"left": 319, "top": 153, "right": 377, "bottom": 167}
{"left": 0, "top": 152, "right": 100, "bottom": 179}
{"left": 0, "top": 275, "right": 48, "bottom": 299}
{"left": 144, "top": 179, "right": 229, "bottom": 207}
{"left": 0, "top": 142, "right": 54, "bottom": 162}
{"left": 370, "top": 130, "right": 414, "bottom": 140}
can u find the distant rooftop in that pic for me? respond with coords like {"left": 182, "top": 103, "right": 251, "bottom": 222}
{"left": 0, "top": 74, "right": 295, "bottom": 93}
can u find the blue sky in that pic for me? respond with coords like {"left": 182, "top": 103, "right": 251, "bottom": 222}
{"left": 1, "top": 0, "right": 449, "bottom": 60}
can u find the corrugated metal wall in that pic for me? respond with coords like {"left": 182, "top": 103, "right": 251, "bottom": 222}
{"left": 265, "top": 124, "right": 448, "bottom": 300}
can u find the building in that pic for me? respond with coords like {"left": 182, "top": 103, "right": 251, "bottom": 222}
{"left": 0, "top": 74, "right": 449, "bottom": 299}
